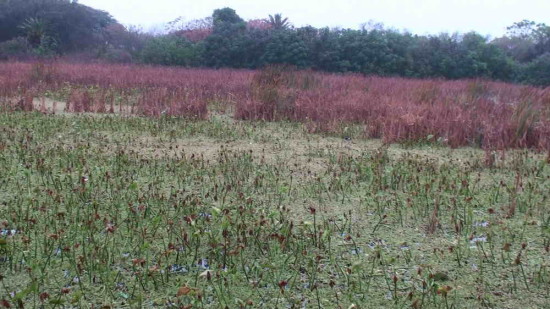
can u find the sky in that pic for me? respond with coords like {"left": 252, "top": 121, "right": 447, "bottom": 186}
{"left": 79, "top": 0, "right": 550, "bottom": 37}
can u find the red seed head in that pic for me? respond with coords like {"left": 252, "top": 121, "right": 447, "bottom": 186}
{"left": 39, "top": 292, "right": 50, "bottom": 302}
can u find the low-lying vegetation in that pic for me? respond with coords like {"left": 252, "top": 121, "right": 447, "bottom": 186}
{"left": 1, "top": 2, "right": 549, "bottom": 308}
{"left": 0, "top": 112, "right": 548, "bottom": 308}
{"left": 238, "top": 66, "right": 550, "bottom": 151}
{"left": 1, "top": 62, "right": 549, "bottom": 151}
{"left": 1, "top": 61, "right": 549, "bottom": 307}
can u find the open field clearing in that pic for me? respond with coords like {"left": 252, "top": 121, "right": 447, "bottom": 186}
{"left": 0, "top": 62, "right": 549, "bottom": 308}
{"left": 2, "top": 1, "right": 550, "bottom": 308}
{"left": 0, "top": 111, "right": 549, "bottom": 308}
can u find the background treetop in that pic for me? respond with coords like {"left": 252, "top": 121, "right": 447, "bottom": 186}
{"left": 0, "top": 3, "right": 549, "bottom": 86}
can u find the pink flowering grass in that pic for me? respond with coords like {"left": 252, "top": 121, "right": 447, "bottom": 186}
{"left": 1, "top": 61, "right": 549, "bottom": 150}
{"left": 236, "top": 68, "right": 550, "bottom": 151}
{"left": 0, "top": 61, "right": 253, "bottom": 119}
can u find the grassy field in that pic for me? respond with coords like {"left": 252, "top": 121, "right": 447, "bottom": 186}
{"left": 0, "top": 110, "right": 548, "bottom": 308}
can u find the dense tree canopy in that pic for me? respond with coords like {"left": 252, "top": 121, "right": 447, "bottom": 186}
{"left": 0, "top": 4, "right": 549, "bottom": 86}
{"left": 140, "top": 35, "right": 202, "bottom": 66}
{"left": 0, "top": 0, "right": 115, "bottom": 53}
{"left": 521, "top": 53, "right": 550, "bottom": 86}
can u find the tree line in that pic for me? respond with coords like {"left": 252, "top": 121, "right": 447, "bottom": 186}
{"left": 1, "top": 0, "right": 549, "bottom": 86}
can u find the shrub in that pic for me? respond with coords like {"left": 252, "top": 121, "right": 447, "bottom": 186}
{"left": 521, "top": 53, "right": 550, "bottom": 86}
{"left": 0, "top": 37, "right": 31, "bottom": 60}
{"left": 140, "top": 35, "right": 202, "bottom": 66}
{"left": 103, "top": 47, "right": 133, "bottom": 63}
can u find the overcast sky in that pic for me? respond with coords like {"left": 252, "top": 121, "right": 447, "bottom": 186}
{"left": 79, "top": 0, "right": 550, "bottom": 37}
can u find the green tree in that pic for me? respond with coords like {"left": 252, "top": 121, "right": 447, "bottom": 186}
{"left": 532, "top": 23, "right": 550, "bottom": 57}
{"left": 263, "top": 29, "right": 311, "bottom": 68}
{"left": 202, "top": 8, "right": 248, "bottom": 67}
{"left": 311, "top": 28, "right": 349, "bottom": 72}
{"left": 140, "top": 35, "right": 201, "bottom": 66}
{"left": 335, "top": 29, "right": 401, "bottom": 75}
{"left": 235, "top": 27, "right": 271, "bottom": 68}
{"left": 18, "top": 17, "right": 47, "bottom": 47}
{"left": 493, "top": 20, "right": 550, "bottom": 63}
{"left": 0, "top": 0, "right": 115, "bottom": 53}
{"left": 0, "top": 37, "right": 31, "bottom": 59}
{"left": 101, "top": 24, "right": 149, "bottom": 62}
{"left": 268, "top": 14, "right": 290, "bottom": 30}
{"left": 520, "top": 53, "right": 550, "bottom": 86}
{"left": 212, "top": 7, "right": 245, "bottom": 34}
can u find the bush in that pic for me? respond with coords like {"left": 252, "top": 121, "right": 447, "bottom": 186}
{"left": 32, "top": 35, "right": 58, "bottom": 58}
{"left": 140, "top": 35, "right": 202, "bottom": 66}
{"left": 0, "top": 37, "right": 31, "bottom": 60}
{"left": 103, "top": 47, "right": 133, "bottom": 63}
{"left": 521, "top": 53, "right": 550, "bottom": 86}
{"left": 0, "top": 36, "right": 57, "bottom": 60}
